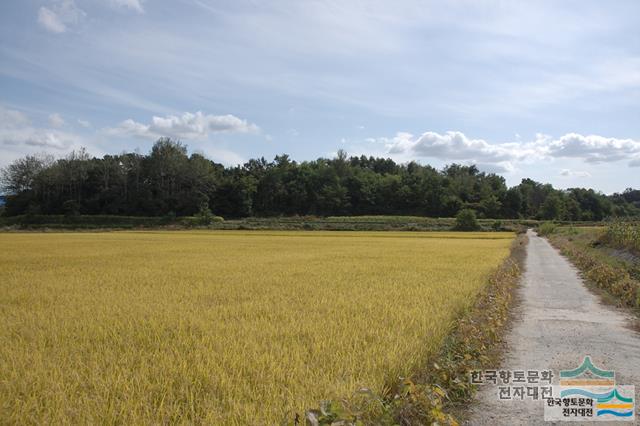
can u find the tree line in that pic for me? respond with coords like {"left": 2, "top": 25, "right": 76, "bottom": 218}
{"left": 1, "top": 138, "right": 639, "bottom": 220}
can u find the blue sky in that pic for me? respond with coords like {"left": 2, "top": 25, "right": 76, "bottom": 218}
{"left": 1, "top": 0, "right": 639, "bottom": 193}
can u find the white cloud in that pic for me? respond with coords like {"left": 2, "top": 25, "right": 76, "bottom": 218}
{"left": 474, "top": 162, "right": 515, "bottom": 174}
{"left": 110, "top": 0, "right": 144, "bottom": 13}
{"left": 199, "top": 147, "right": 245, "bottom": 166}
{"left": 287, "top": 128, "right": 300, "bottom": 137}
{"left": 1, "top": 106, "right": 247, "bottom": 169}
{"left": 109, "top": 118, "right": 149, "bottom": 138}
{"left": 49, "top": 113, "right": 65, "bottom": 128}
{"left": 629, "top": 158, "right": 640, "bottom": 168}
{"left": 547, "top": 133, "right": 640, "bottom": 163}
{"left": 383, "top": 130, "right": 640, "bottom": 170}
{"left": 37, "top": 0, "right": 85, "bottom": 33}
{"left": 2, "top": 127, "right": 79, "bottom": 150}
{"left": 0, "top": 106, "right": 82, "bottom": 151}
{"left": 385, "top": 131, "right": 539, "bottom": 163}
{"left": 38, "top": 7, "right": 66, "bottom": 33}
{"left": 0, "top": 106, "right": 30, "bottom": 128}
{"left": 107, "top": 111, "right": 259, "bottom": 140}
{"left": 23, "top": 132, "right": 69, "bottom": 149}
{"left": 77, "top": 119, "right": 91, "bottom": 128}
{"left": 560, "top": 169, "right": 592, "bottom": 178}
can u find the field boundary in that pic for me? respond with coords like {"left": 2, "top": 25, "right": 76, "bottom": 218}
{"left": 545, "top": 230, "right": 640, "bottom": 314}
{"left": 297, "top": 232, "right": 528, "bottom": 425}
{"left": 2, "top": 214, "right": 606, "bottom": 233}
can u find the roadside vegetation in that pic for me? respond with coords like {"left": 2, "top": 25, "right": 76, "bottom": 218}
{"left": 0, "top": 230, "right": 514, "bottom": 424}
{"left": 540, "top": 221, "right": 640, "bottom": 311}
{"left": 536, "top": 221, "right": 557, "bottom": 236}
{"left": 602, "top": 220, "right": 640, "bottom": 253}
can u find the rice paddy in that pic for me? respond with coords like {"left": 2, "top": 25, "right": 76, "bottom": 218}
{"left": 0, "top": 231, "right": 513, "bottom": 424}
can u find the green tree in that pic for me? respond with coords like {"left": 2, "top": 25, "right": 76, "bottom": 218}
{"left": 0, "top": 153, "right": 53, "bottom": 194}
{"left": 540, "top": 193, "right": 564, "bottom": 220}
{"left": 480, "top": 195, "right": 502, "bottom": 219}
{"left": 1, "top": 142, "right": 638, "bottom": 221}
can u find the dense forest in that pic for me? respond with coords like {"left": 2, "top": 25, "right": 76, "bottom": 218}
{"left": 1, "top": 138, "right": 639, "bottom": 220}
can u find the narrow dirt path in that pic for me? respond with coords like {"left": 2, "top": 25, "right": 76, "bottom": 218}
{"left": 467, "top": 230, "right": 640, "bottom": 424}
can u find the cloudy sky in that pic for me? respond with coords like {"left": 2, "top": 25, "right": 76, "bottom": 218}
{"left": 1, "top": 0, "right": 639, "bottom": 193}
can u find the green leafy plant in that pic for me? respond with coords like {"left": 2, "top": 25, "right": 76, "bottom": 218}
{"left": 603, "top": 219, "right": 640, "bottom": 253}
{"left": 537, "top": 222, "right": 557, "bottom": 236}
{"left": 454, "top": 209, "right": 479, "bottom": 231}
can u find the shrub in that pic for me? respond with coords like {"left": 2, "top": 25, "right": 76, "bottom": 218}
{"left": 454, "top": 209, "right": 479, "bottom": 231}
{"left": 604, "top": 219, "right": 640, "bottom": 253}
{"left": 161, "top": 211, "right": 177, "bottom": 224}
{"left": 611, "top": 278, "right": 639, "bottom": 303}
{"left": 537, "top": 222, "right": 557, "bottom": 236}
{"left": 585, "top": 264, "right": 626, "bottom": 289}
{"left": 182, "top": 214, "right": 224, "bottom": 228}
{"left": 192, "top": 203, "right": 223, "bottom": 226}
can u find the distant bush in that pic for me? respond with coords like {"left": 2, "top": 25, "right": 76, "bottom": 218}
{"left": 454, "top": 209, "right": 479, "bottom": 231}
{"left": 194, "top": 203, "right": 216, "bottom": 226}
{"left": 181, "top": 215, "right": 224, "bottom": 228}
{"left": 537, "top": 222, "right": 557, "bottom": 236}
{"left": 161, "top": 211, "right": 177, "bottom": 224}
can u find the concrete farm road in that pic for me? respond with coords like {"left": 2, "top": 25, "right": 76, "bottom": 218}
{"left": 467, "top": 230, "right": 640, "bottom": 425}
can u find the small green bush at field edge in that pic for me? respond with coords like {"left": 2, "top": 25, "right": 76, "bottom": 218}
{"left": 181, "top": 215, "right": 224, "bottom": 228}
{"left": 454, "top": 209, "right": 480, "bottom": 231}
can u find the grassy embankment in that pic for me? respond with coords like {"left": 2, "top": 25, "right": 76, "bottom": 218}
{"left": 539, "top": 221, "right": 640, "bottom": 312}
{"left": 1, "top": 213, "right": 599, "bottom": 231}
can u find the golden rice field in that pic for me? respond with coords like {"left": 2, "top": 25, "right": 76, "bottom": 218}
{"left": 0, "top": 231, "right": 513, "bottom": 424}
